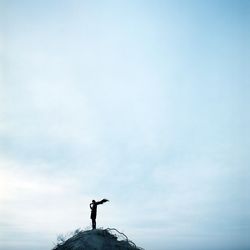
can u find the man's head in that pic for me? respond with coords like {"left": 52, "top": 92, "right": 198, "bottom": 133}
{"left": 92, "top": 200, "right": 96, "bottom": 203}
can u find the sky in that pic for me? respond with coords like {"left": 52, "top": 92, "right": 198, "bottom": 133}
{"left": 0, "top": 0, "right": 250, "bottom": 249}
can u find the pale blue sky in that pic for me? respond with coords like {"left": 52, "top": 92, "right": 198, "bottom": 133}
{"left": 0, "top": 1, "right": 250, "bottom": 250}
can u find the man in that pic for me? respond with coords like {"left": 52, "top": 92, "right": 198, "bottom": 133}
{"left": 90, "top": 198, "right": 109, "bottom": 229}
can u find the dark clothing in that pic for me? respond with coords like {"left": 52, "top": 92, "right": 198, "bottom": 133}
{"left": 90, "top": 203, "right": 97, "bottom": 219}
{"left": 91, "top": 218, "right": 96, "bottom": 229}
{"left": 90, "top": 199, "right": 108, "bottom": 230}
{"left": 90, "top": 201, "right": 102, "bottom": 219}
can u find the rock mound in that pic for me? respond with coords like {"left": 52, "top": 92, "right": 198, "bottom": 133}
{"left": 52, "top": 228, "right": 144, "bottom": 250}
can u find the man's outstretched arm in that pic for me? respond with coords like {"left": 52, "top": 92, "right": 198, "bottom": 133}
{"left": 96, "top": 199, "right": 109, "bottom": 205}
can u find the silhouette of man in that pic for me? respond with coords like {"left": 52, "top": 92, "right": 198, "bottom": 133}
{"left": 90, "top": 199, "right": 109, "bottom": 229}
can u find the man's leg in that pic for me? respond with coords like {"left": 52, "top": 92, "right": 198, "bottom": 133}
{"left": 92, "top": 219, "right": 96, "bottom": 229}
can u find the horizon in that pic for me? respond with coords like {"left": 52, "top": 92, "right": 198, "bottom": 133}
{"left": 0, "top": 1, "right": 249, "bottom": 250}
